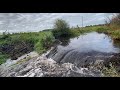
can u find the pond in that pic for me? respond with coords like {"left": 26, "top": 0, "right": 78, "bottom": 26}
{"left": 47, "top": 32, "right": 120, "bottom": 66}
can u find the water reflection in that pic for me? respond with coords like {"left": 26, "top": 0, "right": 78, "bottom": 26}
{"left": 47, "top": 32, "right": 120, "bottom": 65}
{"left": 56, "top": 32, "right": 120, "bottom": 53}
{"left": 113, "top": 40, "right": 120, "bottom": 52}
{"left": 58, "top": 37, "right": 71, "bottom": 46}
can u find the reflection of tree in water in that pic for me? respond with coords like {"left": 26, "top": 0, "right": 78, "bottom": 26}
{"left": 113, "top": 39, "right": 120, "bottom": 49}
{"left": 58, "top": 35, "right": 80, "bottom": 46}
{"left": 59, "top": 37, "right": 71, "bottom": 46}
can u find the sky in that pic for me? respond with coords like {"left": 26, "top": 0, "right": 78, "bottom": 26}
{"left": 0, "top": 13, "right": 114, "bottom": 33}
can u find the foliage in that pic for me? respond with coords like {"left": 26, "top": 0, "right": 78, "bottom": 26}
{"left": 0, "top": 53, "right": 9, "bottom": 65}
{"left": 101, "top": 63, "right": 120, "bottom": 77}
{"left": 52, "top": 19, "right": 71, "bottom": 38}
{"left": 0, "top": 31, "right": 54, "bottom": 64}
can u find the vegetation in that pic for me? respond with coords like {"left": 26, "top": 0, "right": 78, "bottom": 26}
{"left": 108, "top": 30, "right": 120, "bottom": 40}
{"left": 105, "top": 13, "right": 120, "bottom": 40}
{"left": 34, "top": 34, "right": 55, "bottom": 54}
{"left": 0, "top": 53, "right": 9, "bottom": 65}
{"left": 0, "top": 31, "right": 55, "bottom": 65}
{"left": 52, "top": 19, "right": 71, "bottom": 38}
{"left": 101, "top": 63, "right": 120, "bottom": 77}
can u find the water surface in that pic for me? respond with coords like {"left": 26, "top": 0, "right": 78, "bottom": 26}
{"left": 47, "top": 32, "right": 120, "bottom": 66}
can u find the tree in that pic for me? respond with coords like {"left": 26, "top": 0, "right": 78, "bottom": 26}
{"left": 52, "top": 19, "right": 71, "bottom": 38}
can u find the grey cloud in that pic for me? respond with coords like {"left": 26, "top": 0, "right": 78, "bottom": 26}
{"left": 0, "top": 13, "right": 113, "bottom": 33}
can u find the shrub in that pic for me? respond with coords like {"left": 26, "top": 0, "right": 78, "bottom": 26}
{"left": 52, "top": 19, "right": 71, "bottom": 38}
{"left": 0, "top": 53, "right": 9, "bottom": 65}
{"left": 96, "top": 27, "right": 109, "bottom": 33}
{"left": 106, "top": 13, "right": 120, "bottom": 29}
{"left": 0, "top": 31, "right": 54, "bottom": 62}
{"left": 35, "top": 35, "right": 55, "bottom": 54}
{"left": 1, "top": 38, "right": 34, "bottom": 60}
{"left": 0, "top": 33, "right": 10, "bottom": 40}
{"left": 41, "top": 36, "right": 54, "bottom": 49}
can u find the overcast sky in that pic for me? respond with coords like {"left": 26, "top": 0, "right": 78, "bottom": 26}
{"left": 0, "top": 13, "right": 114, "bottom": 33}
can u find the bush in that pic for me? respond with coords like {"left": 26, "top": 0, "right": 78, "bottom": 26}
{"left": 52, "top": 19, "right": 71, "bottom": 38}
{"left": 96, "top": 27, "right": 109, "bottom": 33}
{"left": 110, "top": 14, "right": 120, "bottom": 25}
{"left": 34, "top": 35, "right": 54, "bottom": 54}
{"left": 0, "top": 33, "right": 10, "bottom": 40}
{"left": 0, "top": 36, "right": 34, "bottom": 60}
{"left": 0, "top": 53, "right": 9, "bottom": 65}
{"left": 0, "top": 31, "right": 54, "bottom": 62}
{"left": 106, "top": 13, "right": 120, "bottom": 29}
{"left": 41, "top": 36, "right": 54, "bottom": 49}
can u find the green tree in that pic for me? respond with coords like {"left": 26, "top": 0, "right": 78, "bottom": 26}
{"left": 52, "top": 19, "right": 71, "bottom": 38}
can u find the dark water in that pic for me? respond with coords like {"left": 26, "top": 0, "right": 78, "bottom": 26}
{"left": 47, "top": 32, "right": 120, "bottom": 66}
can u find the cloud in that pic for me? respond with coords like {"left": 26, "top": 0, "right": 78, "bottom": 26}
{"left": 97, "top": 17, "right": 105, "bottom": 21}
{"left": 94, "top": 13, "right": 105, "bottom": 16}
{"left": 0, "top": 13, "right": 113, "bottom": 33}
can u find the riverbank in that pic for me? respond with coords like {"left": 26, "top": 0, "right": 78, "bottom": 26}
{"left": 77, "top": 25, "right": 120, "bottom": 41}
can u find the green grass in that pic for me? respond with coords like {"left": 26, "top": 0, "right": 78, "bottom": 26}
{"left": 71, "top": 25, "right": 120, "bottom": 41}
{"left": 70, "top": 25, "right": 110, "bottom": 36}
{"left": 108, "top": 30, "right": 120, "bottom": 40}
{"left": 0, "top": 53, "right": 9, "bottom": 65}
{"left": 73, "top": 25, "right": 107, "bottom": 32}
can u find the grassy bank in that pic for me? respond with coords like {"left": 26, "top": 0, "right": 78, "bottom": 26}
{"left": 0, "top": 31, "right": 55, "bottom": 65}
{"left": 71, "top": 25, "right": 109, "bottom": 35}
{"left": 72, "top": 24, "right": 120, "bottom": 41}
